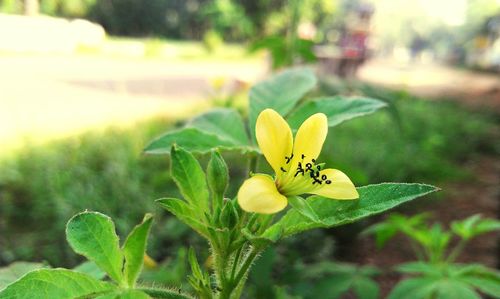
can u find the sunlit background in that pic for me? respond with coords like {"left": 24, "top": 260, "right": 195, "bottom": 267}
{"left": 0, "top": 0, "right": 499, "bottom": 297}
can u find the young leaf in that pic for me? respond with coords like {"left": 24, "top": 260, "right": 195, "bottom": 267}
{"left": 170, "top": 145, "right": 210, "bottom": 215}
{"left": 459, "top": 277, "right": 500, "bottom": 298}
{"left": 219, "top": 199, "right": 239, "bottom": 229}
{"left": 122, "top": 214, "right": 153, "bottom": 287}
{"left": 451, "top": 215, "right": 500, "bottom": 240}
{"left": 361, "top": 222, "right": 399, "bottom": 249}
{"left": 187, "top": 248, "right": 203, "bottom": 281}
{"left": 455, "top": 265, "right": 500, "bottom": 298}
{"left": 248, "top": 68, "right": 317, "bottom": 139}
{"left": 0, "top": 262, "right": 47, "bottom": 290}
{"left": 387, "top": 277, "right": 438, "bottom": 299}
{"left": 263, "top": 183, "right": 438, "bottom": 239}
{"left": 0, "top": 269, "right": 115, "bottom": 299}
{"left": 433, "top": 280, "right": 481, "bottom": 299}
{"left": 66, "top": 211, "right": 124, "bottom": 284}
{"left": 156, "top": 198, "right": 209, "bottom": 238}
{"left": 187, "top": 108, "right": 250, "bottom": 146}
{"left": 287, "top": 96, "right": 387, "bottom": 130}
{"left": 144, "top": 128, "right": 239, "bottom": 155}
{"left": 207, "top": 150, "right": 229, "bottom": 211}
{"left": 352, "top": 277, "right": 380, "bottom": 299}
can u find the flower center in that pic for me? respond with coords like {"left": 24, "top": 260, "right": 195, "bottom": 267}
{"left": 277, "top": 153, "right": 332, "bottom": 196}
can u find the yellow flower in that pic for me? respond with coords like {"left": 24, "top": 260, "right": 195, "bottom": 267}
{"left": 238, "top": 109, "right": 359, "bottom": 214}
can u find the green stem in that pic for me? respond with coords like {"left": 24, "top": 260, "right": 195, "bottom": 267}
{"left": 230, "top": 246, "right": 244, "bottom": 281}
{"left": 446, "top": 238, "right": 468, "bottom": 263}
{"left": 216, "top": 246, "right": 261, "bottom": 299}
{"left": 212, "top": 243, "right": 228, "bottom": 287}
{"left": 247, "top": 153, "right": 258, "bottom": 175}
{"left": 233, "top": 246, "right": 260, "bottom": 289}
{"left": 410, "top": 240, "right": 425, "bottom": 262}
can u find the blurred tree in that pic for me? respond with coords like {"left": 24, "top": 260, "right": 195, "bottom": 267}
{"left": 200, "top": 0, "right": 253, "bottom": 41}
{"left": 88, "top": 0, "right": 209, "bottom": 39}
{"left": 0, "top": 0, "right": 22, "bottom": 13}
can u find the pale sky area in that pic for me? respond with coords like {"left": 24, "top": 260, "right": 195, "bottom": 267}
{"left": 372, "top": 0, "right": 467, "bottom": 27}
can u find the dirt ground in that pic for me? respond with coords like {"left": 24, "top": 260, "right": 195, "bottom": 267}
{"left": 341, "top": 156, "right": 500, "bottom": 297}
{"left": 351, "top": 60, "right": 500, "bottom": 297}
{"left": 358, "top": 59, "right": 500, "bottom": 112}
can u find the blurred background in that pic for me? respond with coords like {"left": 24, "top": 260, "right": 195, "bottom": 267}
{"left": 0, "top": 0, "right": 499, "bottom": 297}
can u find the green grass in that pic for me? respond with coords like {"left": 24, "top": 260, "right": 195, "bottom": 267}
{"left": 0, "top": 87, "right": 497, "bottom": 268}
{"left": 0, "top": 119, "right": 185, "bottom": 266}
{"left": 77, "top": 37, "right": 262, "bottom": 62}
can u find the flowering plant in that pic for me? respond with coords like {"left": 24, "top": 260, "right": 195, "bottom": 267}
{"left": 0, "top": 69, "right": 438, "bottom": 299}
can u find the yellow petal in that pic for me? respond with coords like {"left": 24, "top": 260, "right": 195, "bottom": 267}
{"left": 310, "top": 169, "right": 359, "bottom": 199}
{"left": 292, "top": 113, "right": 328, "bottom": 165}
{"left": 237, "top": 174, "right": 288, "bottom": 214}
{"left": 256, "top": 109, "right": 293, "bottom": 174}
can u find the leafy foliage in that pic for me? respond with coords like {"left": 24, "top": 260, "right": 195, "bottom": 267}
{"left": 66, "top": 212, "right": 124, "bottom": 284}
{"left": 0, "top": 211, "right": 194, "bottom": 299}
{"left": 0, "top": 269, "right": 116, "bottom": 299}
{"left": 144, "top": 69, "right": 387, "bottom": 155}
{"left": 365, "top": 214, "right": 500, "bottom": 299}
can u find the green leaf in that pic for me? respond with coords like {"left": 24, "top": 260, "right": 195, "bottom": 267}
{"left": 207, "top": 150, "right": 229, "bottom": 211}
{"left": 365, "top": 213, "right": 431, "bottom": 248}
{"left": 455, "top": 264, "right": 500, "bottom": 298}
{"left": 187, "top": 248, "right": 203, "bottom": 282}
{"left": 388, "top": 277, "right": 438, "bottom": 299}
{"left": 187, "top": 108, "right": 250, "bottom": 146}
{"left": 263, "top": 183, "right": 438, "bottom": 239}
{"left": 73, "top": 261, "right": 106, "bottom": 280}
{"left": 122, "top": 214, "right": 153, "bottom": 287}
{"left": 361, "top": 222, "right": 399, "bottom": 249}
{"left": 144, "top": 128, "right": 250, "bottom": 155}
{"left": 157, "top": 198, "right": 209, "bottom": 238}
{"left": 287, "top": 196, "right": 322, "bottom": 223}
{"left": 66, "top": 211, "right": 124, "bottom": 284}
{"left": 287, "top": 96, "right": 387, "bottom": 130}
{"left": 0, "top": 262, "right": 47, "bottom": 290}
{"left": 311, "top": 273, "right": 354, "bottom": 298}
{"left": 459, "top": 277, "right": 500, "bottom": 298}
{"left": 248, "top": 68, "right": 317, "bottom": 139}
{"left": 352, "top": 277, "right": 380, "bottom": 299}
{"left": 434, "top": 280, "right": 481, "bottom": 299}
{"left": 451, "top": 215, "right": 500, "bottom": 240}
{"left": 170, "top": 146, "right": 210, "bottom": 215}
{"left": 0, "top": 269, "right": 115, "bottom": 299}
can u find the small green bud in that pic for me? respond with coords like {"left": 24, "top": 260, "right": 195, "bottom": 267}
{"left": 207, "top": 150, "right": 229, "bottom": 211}
{"left": 220, "top": 199, "right": 239, "bottom": 229}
